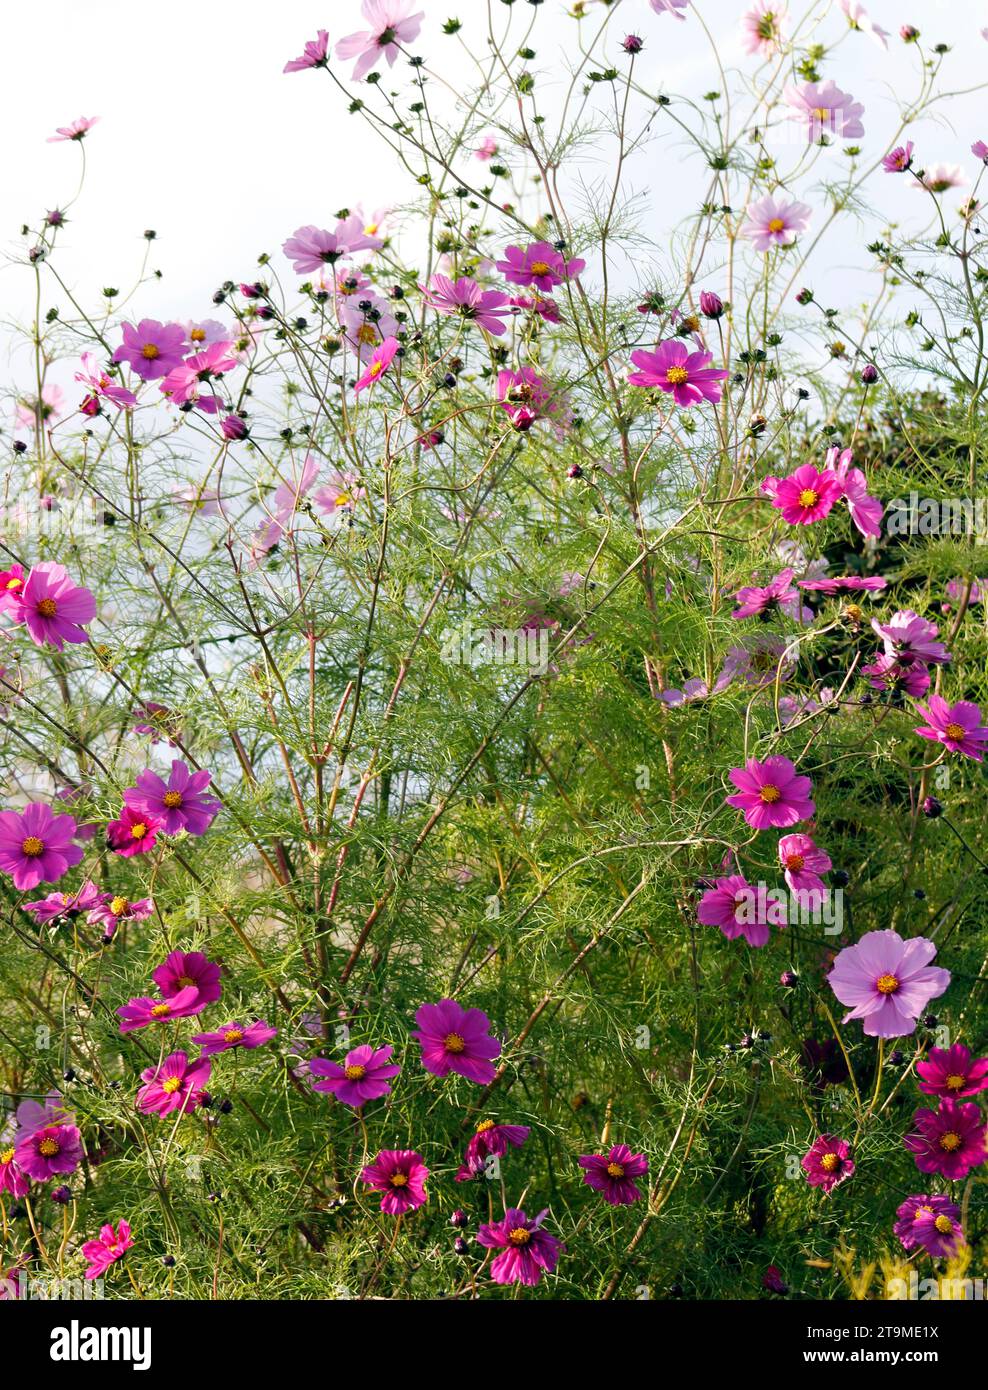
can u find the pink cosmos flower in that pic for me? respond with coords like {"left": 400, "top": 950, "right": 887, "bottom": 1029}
{"left": 917, "top": 1044, "right": 988, "bottom": 1100}
{"left": 882, "top": 142, "right": 914, "bottom": 173}
{"left": 496, "top": 367, "right": 562, "bottom": 430}
{"left": 354, "top": 336, "right": 400, "bottom": 394}
{"left": 872, "top": 610, "right": 951, "bottom": 667}
{"left": 510, "top": 293, "right": 561, "bottom": 323}
{"left": 904, "top": 1099, "right": 988, "bottom": 1180}
{"left": 153, "top": 951, "right": 223, "bottom": 1006}
{"left": 740, "top": 195, "right": 811, "bottom": 251}
{"left": 14, "top": 1091, "right": 73, "bottom": 1137}
{"left": 132, "top": 702, "right": 180, "bottom": 745}
{"left": 649, "top": 0, "right": 690, "bottom": 18}
{"left": 697, "top": 873, "right": 783, "bottom": 948}
{"left": 87, "top": 892, "right": 154, "bottom": 937}
{"left": 81, "top": 1221, "right": 133, "bottom": 1281}
{"left": 284, "top": 29, "right": 331, "bottom": 73}
{"left": 14, "top": 1123, "right": 82, "bottom": 1180}
{"left": 894, "top": 1195, "right": 964, "bottom": 1259}
{"left": 0, "top": 564, "right": 24, "bottom": 612}
{"left": 827, "top": 929, "right": 950, "bottom": 1038}
{"left": 117, "top": 987, "right": 202, "bottom": 1034}
{"left": 824, "top": 447, "right": 883, "bottom": 537}
{"left": 945, "top": 577, "right": 985, "bottom": 605}
{"left": 778, "top": 833, "right": 831, "bottom": 893}
{"left": 578, "top": 1144, "right": 648, "bottom": 1205}
{"left": 309, "top": 1044, "right": 401, "bottom": 1107}
{"left": 973, "top": 141, "right": 988, "bottom": 164}
{"left": 861, "top": 653, "right": 931, "bottom": 698}
{"left": 332, "top": 211, "right": 385, "bottom": 256}
{"left": 136, "top": 1051, "right": 211, "bottom": 1117}
{"left": 360, "top": 1149, "right": 429, "bottom": 1215}
{"left": 413, "top": 998, "right": 501, "bottom": 1085}
{"left": 916, "top": 164, "right": 968, "bottom": 194}
{"left": 336, "top": 1, "right": 425, "bottom": 83}
{"left": 160, "top": 341, "right": 238, "bottom": 410}
{"left": 495, "top": 242, "right": 585, "bottom": 292}
{"left": 725, "top": 755, "right": 815, "bottom": 830}
{"left": 477, "top": 1207, "right": 563, "bottom": 1286}
{"left": 314, "top": 470, "right": 366, "bottom": 517}
{"left": 476, "top": 136, "right": 498, "bottom": 161}
{"left": 784, "top": 80, "right": 865, "bottom": 142}
{"left": 282, "top": 225, "right": 347, "bottom": 273}
{"left": 801, "top": 1135, "right": 854, "bottom": 1194}
{"left": 74, "top": 353, "right": 137, "bottom": 412}
{"left": 9, "top": 563, "right": 95, "bottom": 650}
{"left": 628, "top": 339, "right": 729, "bottom": 407}
{"left": 423, "top": 274, "right": 511, "bottom": 335}
{"left": 183, "top": 319, "right": 230, "bottom": 348}
{"left": 914, "top": 696, "right": 988, "bottom": 761}
{"left": 339, "top": 296, "right": 399, "bottom": 362}
{"left": 253, "top": 453, "right": 321, "bottom": 556}
{"left": 455, "top": 1119, "right": 530, "bottom": 1182}
{"left": 106, "top": 805, "right": 161, "bottom": 858}
{"left": 113, "top": 320, "right": 187, "bottom": 381}
{"left": 766, "top": 464, "right": 843, "bottom": 526}
{"left": 124, "top": 760, "right": 220, "bottom": 836}
{"left": 47, "top": 116, "right": 99, "bottom": 143}
{"left": 0, "top": 1143, "right": 30, "bottom": 1199}
{"left": 798, "top": 576, "right": 887, "bottom": 594}
{"left": 732, "top": 568, "right": 800, "bottom": 620}
{"left": 839, "top": 0, "right": 889, "bottom": 49}
{"left": 740, "top": 2, "right": 788, "bottom": 56}
{"left": 191, "top": 1020, "right": 278, "bottom": 1055}
{"left": 0, "top": 803, "right": 83, "bottom": 891}
{"left": 15, "top": 384, "right": 64, "bottom": 430}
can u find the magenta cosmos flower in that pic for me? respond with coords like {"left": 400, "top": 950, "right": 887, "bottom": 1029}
{"left": 495, "top": 241, "right": 585, "bottom": 292}
{"left": 153, "top": 950, "right": 223, "bottom": 1006}
{"left": 360, "top": 1149, "right": 429, "bottom": 1215}
{"left": 136, "top": 1051, "right": 211, "bottom": 1117}
{"left": 578, "top": 1144, "right": 648, "bottom": 1206}
{"left": 124, "top": 760, "right": 220, "bottom": 836}
{"left": 827, "top": 930, "right": 950, "bottom": 1038}
{"left": 413, "top": 999, "right": 501, "bottom": 1085}
{"left": 872, "top": 610, "right": 950, "bottom": 667}
{"left": 284, "top": 29, "right": 330, "bottom": 73}
{"left": 87, "top": 891, "right": 154, "bottom": 936}
{"left": 0, "top": 1145, "right": 30, "bottom": 1199}
{"left": 477, "top": 1208, "right": 563, "bottom": 1286}
{"left": 117, "top": 986, "right": 201, "bottom": 1034}
{"left": 862, "top": 654, "right": 930, "bottom": 698}
{"left": 192, "top": 1020, "right": 277, "bottom": 1055}
{"left": 740, "top": 2, "right": 788, "bottom": 56}
{"left": 784, "top": 80, "right": 864, "bottom": 141}
{"left": 914, "top": 697, "right": 988, "bottom": 762}
{"left": 423, "top": 274, "right": 511, "bottom": 335}
{"left": 917, "top": 1044, "right": 988, "bottom": 1099}
{"left": 113, "top": 320, "right": 187, "bottom": 381}
{"left": 904, "top": 1099, "right": 988, "bottom": 1181}
{"left": 455, "top": 1119, "right": 530, "bottom": 1181}
{"left": 14, "top": 1123, "right": 82, "bottom": 1181}
{"left": 47, "top": 116, "right": 99, "bottom": 143}
{"left": 894, "top": 1195, "right": 964, "bottom": 1259}
{"left": 628, "top": 339, "right": 729, "bottom": 408}
{"left": 825, "top": 447, "right": 883, "bottom": 538}
{"left": 9, "top": 562, "right": 95, "bottom": 650}
{"left": 801, "top": 1135, "right": 854, "bottom": 1194}
{"left": 697, "top": 873, "right": 782, "bottom": 948}
{"left": 0, "top": 803, "right": 83, "bottom": 891}
{"left": 798, "top": 576, "right": 886, "bottom": 595}
{"left": 778, "top": 833, "right": 831, "bottom": 894}
{"left": 354, "top": 337, "right": 400, "bottom": 394}
{"left": 81, "top": 1221, "right": 133, "bottom": 1281}
{"left": 741, "top": 195, "right": 811, "bottom": 251}
{"left": 74, "top": 353, "right": 137, "bottom": 413}
{"left": 766, "top": 464, "right": 843, "bottom": 526}
{"left": 160, "top": 341, "right": 238, "bottom": 410}
{"left": 106, "top": 805, "right": 161, "bottom": 857}
{"left": 725, "top": 755, "right": 815, "bottom": 830}
{"left": 309, "top": 1044, "right": 400, "bottom": 1108}
{"left": 336, "top": 1, "right": 425, "bottom": 83}
{"left": 732, "top": 568, "right": 800, "bottom": 619}
{"left": 496, "top": 367, "right": 560, "bottom": 430}
{"left": 882, "top": 141, "right": 914, "bottom": 173}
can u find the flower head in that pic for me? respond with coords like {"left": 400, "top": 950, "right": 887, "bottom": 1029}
{"left": 360, "top": 1149, "right": 429, "bottom": 1215}
{"left": 136, "top": 1051, "right": 211, "bottom": 1117}
{"left": 917, "top": 1044, "right": 988, "bottom": 1100}
{"left": 192, "top": 1020, "right": 278, "bottom": 1056}
{"left": 495, "top": 241, "right": 584, "bottom": 292}
{"left": 9, "top": 563, "right": 95, "bottom": 650}
{"left": 578, "top": 1144, "right": 648, "bottom": 1205}
{"left": 159, "top": 341, "right": 238, "bottom": 411}
{"left": 740, "top": 2, "right": 788, "bottom": 56}
{"left": 904, "top": 1099, "right": 988, "bottom": 1180}
{"left": 778, "top": 833, "right": 831, "bottom": 893}
{"left": 310, "top": 1044, "right": 401, "bottom": 1107}
{"left": 455, "top": 1119, "right": 530, "bottom": 1182}
{"left": 767, "top": 464, "right": 843, "bottom": 526}
{"left": 113, "top": 320, "right": 187, "bottom": 381}
{"left": 81, "top": 1221, "right": 133, "bottom": 1281}
{"left": 741, "top": 195, "right": 811, "bottom": 251}
{"left": 732, "top": 568, "right": 801, "bottom": 620}
{"left": 801, "top": 1135, "right": 854, "bottom": 1193}
{"left": 725, "top": 755, "right": 815, "bottom": 830}
{"left": 628, "top": 339, "right": 729, "bottom": 407}
{"left": 0, "top": 803, "right": 83, "bottom": 891}
{"left": 284, "top": 29, "right": 331, "bottom": 73}
{"left": 784, "top": 80, "right": 865, "bottom": 141}
{"left": 894, "top": 1194, "right": 964, "bottom": 1259}
{"left": 117, "top": 987, "right": 202, "bottom": 1033}
{"left": 106, "top": 805, "right": 161, "bottom": 858}
{"left": 828, "top": 929, "right": 950, "bottom": 1038}
{"left": 47, "top": 117, "right": 99, "bottom": 143}
{"left": 423, "top": 274, "right": 511, "bottom": 335}
{"left": 883, "top": 142, "right": 914, "bottom": 173}
{"left": 74, "top": 353, "right": 137, "bottom": 412}
{"left": 336, "top": 1, "right": 425, "bottom": 83}
{"left": 354, "top": 337, "right": 400, "bottom": 394}
{"left": 153, "top": 951, "right": 223, "bottom": 1006}
{"left": 412, "top": 998, "right": 501, "bottom": 1085}
{"left": 476, "top": 1207, "right": 563, "bottom": 1286}
{"left": 123, "top": 760, "right": 220, "bottom": 836}
{"left": 697, "top": 873, "right": 783, "bottom": 948}
{"left": 914, "top": 696, "right": 988, "bottom": 761}
{"left": 14, "top": 1123, "right": 83, "bottom": 1181}
{"left": 0, "top": 1145, "right": 30, "bottom": 1199}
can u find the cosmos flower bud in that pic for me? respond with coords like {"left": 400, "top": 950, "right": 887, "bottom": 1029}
{"left": 221, "top": 413, "right": 248, "bottom": 441}
{"left": 622, "top": 34, "right": 644, "bottom": 55}
{"left": 860, "top": 363, "right": 879, "bottom": 384}
{"left": 699, "top": 290, "right": 724, "bottom": 319}
{"left": 921, "top": 795, "right": 943, "bottom": 818}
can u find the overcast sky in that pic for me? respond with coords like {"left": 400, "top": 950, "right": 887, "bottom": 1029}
{"left": 4, "top": 0, "right": 988, "bottom": 406}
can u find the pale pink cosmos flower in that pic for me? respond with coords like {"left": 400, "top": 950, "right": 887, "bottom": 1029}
{"left": 872, "top": 610, "right": 951, "bottom": 667}
{"left": 915, "top": 164, "right": 969, "bottom": 194}
{"left": 183, "top": 319, "right": 230, "bottom": 348}
{"left": 15, "top": 385, "right": 64, "bottom": 431}
{"left": 740, "top": 2, "right": 788, "bottom": 57}
{"left": 476, "top": 136, "right": 498, "bottom": 161}
{"left": 283, "top": 225, "right": 349, "bottom": 273}
{"left": 336, "top": 1, "right": 425, "bottom": 82}
{"left": 339, "top": 296, "right": 400, "bottom": 361}
{"left": 74, "top": 354, "right": 137, "bottom": 413}
{"left": 649, "top": 0, "right": 690, "bottom": 18}
{"left": 159, "top": 341, "right": 239, "bottom": 410}
{"left": 828, "top": 930, "right": 950, "bottom": 1038}
{"left": 740, "top": 195, "right": 811, "bottom": 251}
{"left": 882, "top": 143, "right": 914, "bottom": 173}
{"left": 314, "top": 470, "right": 366, "bottom": 516}
{"left": 284, "top": 29, "right": 331, "bottom": 73}
{"left": 332, "top": 211, "right": 385, "bottom": 256}
{"left": 254, "top": 453, "right": 321, "bottom": 555}
{"left": 839, "top": 0, "right": 889, "bottom": 50}
{"left": 47, "top": 116, "right": 99, "bottom": 143}
{"left": 422, "top": 274, "right": 511, "bottom": 335}
{"left": 784, "top": 80, "right": 865, "bottom": 142}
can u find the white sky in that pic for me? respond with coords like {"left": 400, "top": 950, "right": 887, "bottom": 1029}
{"left": 3, "top": 0, "right": 988, "bottom": 404}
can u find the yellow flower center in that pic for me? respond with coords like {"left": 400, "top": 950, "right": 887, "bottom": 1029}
{"left": 356, "top": 324, "right": 379, "bottom": 346}
{"left": 946, "top": 1074, "right": 965, "bottom": 1091}
{"left": 814, "top": 107, "right": 830, "bottom": 122}
{"left": 224, "top": 1028, "right": 245, "bottom": 1044}
{"left": 508, "top": 1227, "right": 531, "bottom": 1246}
{"left": 444, "top": 1032, "right": 466, "bottom": 1054}
{"left": 876, "top": 974, "right": 899, "bottom": 995}
{"left": 190, "top": 328, "right": 206, "bottom": 342}
{"left": 162, "top": 791, "right": 183, "bottom": 808}
{"left": 38, "top": 1137, "right": 59, "bottom": 1156}
{"left": 844, "top": 603, "right": 863, "bottom": 622}
{"left": 758, "top": 784, "right": 782, "bottom": 804}
{"left": 0, "top": 1147, "right": 14, "bottom": 1165}
{"left": 798, "top": 489, "right": 819, "bottom": 508}
{"left": 820, "top": 1152, "right": 840, "bottom": 1173}
{"left": 665, "top": 366, "right": 689, "bottom": 385}
{"left": 390, "top": 1172, "right": 408, "bottom": 1187}
{"left": 344, "top": 1063, "right": 366, "bottom": 1080}
{"left": 369, "top": 359, "right": 385, "bottom": 377}
{"left": 934, "top": 1215, "right": 954, "bottom": 1234}
{"left": 364, "top": 222, "right": 379, "bottom": 236}
{"left": 785, "top": 853, "right": 805, "bottom": 871}
{"left": 37, "top": 598, "right": 57, "bottom": 618}
{"left": 944, "top": 722, "right": 966, "bottom": 741}
{"left": 21, "top": 836, "right": 44, "bottom": 857}
{"left": 6, "top": 578, "right": 22, "bottom": 591}
{"left": 606, "top": 1162, "right": 625, "bottom": 1178}
{"left": 914, "top": 1205, "right": 933, "bottom": 1220}
{"left": 476, "top": 1119, "right": 496, "bottom": 1134}
{"left": 528, "top": 261, "right": 551, "bottom": 277}
{"left": 110, "top": 896, "right": 128, "bottom": 916}
{"left": 150, "top": 1003, "right": 171, "bottom": 1018}
{"left": 176, "top": 976, "right": 195, "bottom": 989}
{"left": 162, "top": 1076, "right": 182, "bottom": 1094}
{"left": 141, "top": 343, "right": 160, "bottom": 360}
{"left": 130, "top": 823, "right": 148, "bottom": 839}
{"left": 939, "top": 1132, "right": 962, "bottom": 1152}
{"left": 768, "top": 218, "right": 785, "bottom": 233}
